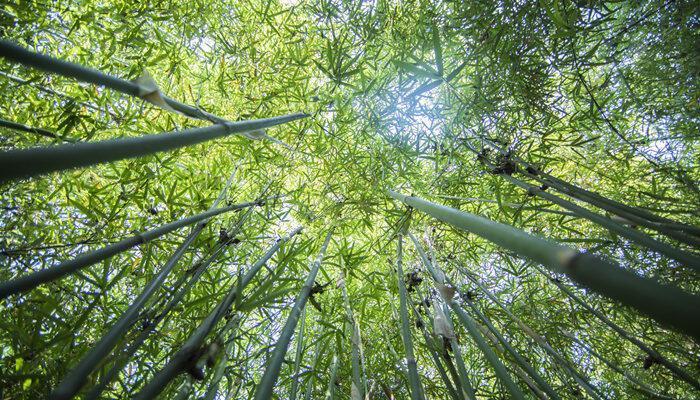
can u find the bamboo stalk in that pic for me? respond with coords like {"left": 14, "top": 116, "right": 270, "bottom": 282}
{"left": 203, "top": 312, "right": 243, "bottom": 400}
{"left": 51, "top": 172, "right": 237, "bottom": 399}
{"left": 388, "top": 190, "right": 700, "bottom": 340}
{"left": 409, "top": 292, "right": 463, "bottom": 400}
{"left": 0, "top": 112, "right": 307, "bottom": 183}
{"left": 0, "top": 199, "right": 262, "bottom": 299}
{"left": 290, "top": 307, "right": 306, "bottom": 400}
{"left": 326, "top": 352, "right": 340, "bottom": 400}
{"left": 530, "top": 263, "right": 700, "bottom": 391}
{"left": 563, "top": 332, "right": 674, "bottom": 400}
{"left": 395, "top": 234, "right": 426, "bottom": 400}
{"left": 133, "top": 226, "right": 303, "bottom": 399}
{"left": 253, "top": 229, "right": 333, "bottom": 400}
{"left": 1, "top": 40, "right": 234, "bottom": 124}
{"left": 413, "top": 284, "right": 477, "bottom": 400}
{"left": 304, "top": 325, "right": 324, "bottom": 400}
{"left": 84, "top": 207, "right": 253, "bottom": 400}
{"left": 408, "top": 232, "right": 561, "bottom": 400}
{"left": 0, "top": 117, "right": 68, "bottom": 141}
{"left": 500, "top": 173, "right": 700, "bottom": 271}
{"left": 340, "top": 268, "right": 365, "bottom": 400}
{"left": 408, "top": 233, "right": 525, "bottom": 399}
{"left": 457, "top": 265, "right": 612, "bottom": 399}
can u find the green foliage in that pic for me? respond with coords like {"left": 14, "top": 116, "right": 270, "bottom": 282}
{"left": 1, "top": 0, "right": 699, "bottom": 399}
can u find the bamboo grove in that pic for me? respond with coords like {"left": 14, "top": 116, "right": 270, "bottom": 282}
{"left": 0, "top": 0, "right": 699, "bottom": 399}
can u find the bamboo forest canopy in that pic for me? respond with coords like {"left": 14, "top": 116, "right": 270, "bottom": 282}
{"left": 1, "top": 0, "right": 699, "bottom": 398}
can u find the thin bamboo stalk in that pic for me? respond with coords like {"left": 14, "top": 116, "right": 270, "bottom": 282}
{"left": 84, "top": 208, "right": 252, "bottom": 400}
{"left": 340, "top": 268, "right": 365, "bottom": 400}
{"left": 413, "top": 284, "right": 477, "bottom": 400}
{"left": 458, "top": 265, "right": 611, "bottom": 399}
{"left": 408, "top": 234, "right": 525, "bottom": 399}
{"left": 530, "top": 263, "right": 700, "bottom": 391}
{"left": 0, "top": 117, "right": 67, "bottom": 141}
{"left": 290, "top": 307, "right": 306, "bottom": 400}
{"left": 0, "top": 112, "right": 307, "bottom": 183}
{"left": 133, "top": 226, "right": 303, "bottom": 399}
{"left": 303, "top": 325, "right": 324, "bottom": 400}
{"left": 410, "top": 294, "right": 463, "bottom": 400}
{"left": 563, "top": 332, "right": 674, "bottom": 400}
{"left": 203, "top": 312, "right": 243, "bottom": 400}
{"left": 253, "top": 229, "right": 333, "bottom": 400}
{"left": 51, "top": 172, "right": 237, "bottom": 399}
{"left": 395, "top": 234, "right": 426, "bottom": 400}
{"left": 326, "top": 352, "right": 340, "bottom": 400}
{"left": 500, "top": 172, "right": 700, "bottom": 271}
{"left": 388, "top": 190, "right": 700, "bottom": 340}
{"left": 0, "top": 200, "right": 262, "bottom": 299}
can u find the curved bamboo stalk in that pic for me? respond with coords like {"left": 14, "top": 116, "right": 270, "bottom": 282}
{"left": 252, "top": 229, "right": 333, "bottom": 400}
{"left": 395, "top": 234, "right": 426, "bottom": 400}
{"left": 0, "top": 112, "right": 307, "bottom": 183}
{"left": 133, "top": 226, "right": 303, "bottom": 399}
{"left": 0, "top": 199, "right": 263, "bottom": 299}
{"left": 388, "top": 190, "right": 700, "bottom": 340}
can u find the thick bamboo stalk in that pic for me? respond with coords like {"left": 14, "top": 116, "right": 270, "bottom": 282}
{"left": 0, "top": 112, "right": 307, "bottom": 183}
{"left": 407, "top": 234, "right": 525, "bottom": 399}
{"left": 500, "top": 174, "right": 700, "bottom": 271}
{"left": 530, "top": 263, "right": 700, "bottom": 391}
{"left": 253, "top": 229, "right": 333, "bottom": 400}
{"left": 1, "top": 40, "right": 232, "bottom": 124}
{"left": 290, "top": 307, "right": 306, "bottom": 400}
{"left": 395, "top": 234, "right": 426, "bottom": 400}
{"left": 51, "top": 173, "right": 238, "bottom": 399}
{"left": 388, "top": 190, "right": 700, "bottom": 340}
{"left": 0, "top": 200, "right": 262, "bottom": 299}
{"left": 326, "top": 352, "right": 340, "bottom": 400}
{"left": 133, "top": 226, "right": 303, "bottom": 399}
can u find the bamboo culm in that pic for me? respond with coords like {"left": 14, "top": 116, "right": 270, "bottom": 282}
{"left": 134, "top": 226, "right": 304, "bottom": 399}
{"left": 2, "top": 40, "right": 237, "bottom": 124}
{"left": 290, "top": 307, "right": 306, "bottom": 400}
{"left": 389, "top": 190, "right": 700, "bottom": 340}
{"left": 253, "top": 229, "right": 333, "bottom": 400}
{"left": 0, "top": 200, "right": 262, "bottom": 299}
{"left": 0, "top": 112, "right": 307, "bottom": 183}
{"left": 395, "top": 234, "right": 426, "bottom": 400}
{"left": 407, "top": 233, "right": 526, "bottom": 399}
